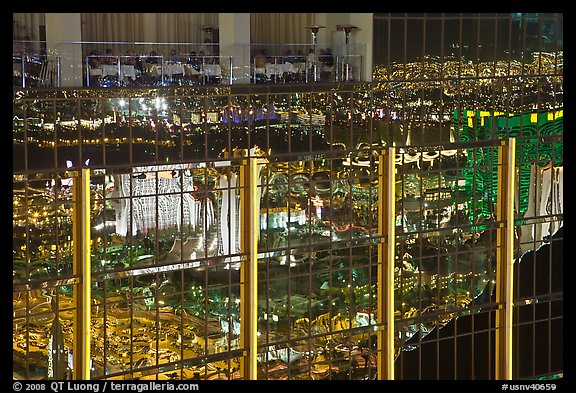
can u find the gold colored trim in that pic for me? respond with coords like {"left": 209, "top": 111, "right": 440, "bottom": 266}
{"left": 377, "top": 147, "right": 395, "bottom": 380}
{"left": 73, "top": 168, "right": 91, "bottom": 380}
{"left": 239, "top": 156, "right": 259, "bottom": 380}
{"left": 495, "top": 138, "right": 516, "bottom": 380}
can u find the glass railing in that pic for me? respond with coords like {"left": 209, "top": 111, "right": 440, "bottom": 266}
{"left": 84, "top": 55, "right": 233, "bottom": 87}
{"left": 13, "top": 41, "right": 368, "bottom": 88}
{"left": 250, "top": 54, "right": 363, "bottom": 84}
{"left": 13, "top": 53, "right": 61, "bottom": 88}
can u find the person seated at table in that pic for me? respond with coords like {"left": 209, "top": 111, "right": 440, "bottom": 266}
{"left": 133, "top": 51, "right": 144, "bottom": 73}
{"left": 252, "top": 49, "right": 269, "bottom": 82}
{"left": 281, "top": 49, "right": 293, "bottom": 63}
{"left": 146, "top": 51, "right": 160, "bottom": 64}
{"left": 169, "top": 49, "right": 183, "bottom": 63}
{"left": 142, "top": 51, "right": 161, "bottom": 84}
{"left": 86, "top": 50, "right": 102, "bottom": 86}
{"left": 254, "top": 49, "right": 268, "bottom": 69}
{"left": 320, "top": 48, "right": 334, "bottom": 67}
{"left": 187, "top": 51, "right": 201, "bottom": 71}
{"left": 87, "top": 50, "right": 101, "bottom": 68}
{"left": 306, "top": 48, "right": 320, "bottom": 66}
{"left": 183, "top": 51, "right": 201, "bottom": 84}
{"left": 102, "top": 48, "right": 116, "bottom": 65}
{"left": 200, "top": 50, "right": 218, "bottom": 65}
{"left": 118, "top": 49, "right": 141, "bottom": 85}
{"left": 306, "top": 48, "right": 322, "bottom": 80}
{"left": 98, "top": 48, "right": 121, "bottom": 86}
{"left": 122, "top": 49, "right": 137, "bottom": 64}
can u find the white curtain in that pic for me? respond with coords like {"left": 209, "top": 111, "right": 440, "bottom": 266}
{"left": 153, "top": 13, "right": 218, "bottom": 44}
{"left": 16, "top": 13, "right": 314, "bottom": 49}
{"left": 81, "top": 13, "right": 143, "bottom": 43}
{"left": 81, "top": 13, "right": 218, "bottom": 44}
{"left": 250, "top": 13, "right": 315, "bottom": 45}
{"left": 13, "top": 13, "right": 45, "bottom": 42}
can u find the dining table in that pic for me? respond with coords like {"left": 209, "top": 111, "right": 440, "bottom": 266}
{"left": 265, "top": 63, "right": 285, "bottom": 78}
{"left": 161, "top": 62, "right": 185, "bottom": 76}
{"left": 99, "top": 64, "right": 138, "bottom": 80}
{"left": 201, "top": 64, "right": 222, "bottom": 78}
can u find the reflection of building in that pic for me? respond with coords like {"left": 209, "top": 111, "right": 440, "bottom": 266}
{"left": 218, "top": 173, "right": 240, "bottom": 266}
{"left": 511, "top": 13, "right": 563, "bottom": 53}
{"left": 520, "top": 165, "right": 563, "bottom": 253}
{"left": 111, "top": 165, "right": 213, "bottom": 236}
{"left": 13, "top": 13, "right": 563, "bottom": 382}
{"left": 260, "top": 206, "right": 307, "bottom": 230}
{"left": 48, "top": 301, "right": 68, "bottom": 380}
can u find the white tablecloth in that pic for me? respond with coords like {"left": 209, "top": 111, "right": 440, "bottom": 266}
{"left": 100, "top": 64, "right": 118, "bottom": 77}
{"left": 291, "top": 62, "right": 305, "bottom": 73}
{"left": 162, "top": 63, "right": 185, "bottom": 76}
{"left": 265, "top": 63, "right": 285, "bottom": 78}
{"left": 143, "top": 63, "right": 158, "bottom": 75}
{"left": 100, "top": 64, "right": 137, "bottom": 80}
{"left": 143, "top": 63, "right": 185, "bottom": 77}
{"left": 184, "top": 64, "right": 200, "bottom": 76}
{"left": 202, "top": 64, "right": 222, "bottom": 77}
{"left": 257, "top": 62, "right": 301, "bottom": 78}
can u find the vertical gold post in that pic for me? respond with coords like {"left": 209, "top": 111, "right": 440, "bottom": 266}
{"left": 495, "top": 138, "right": 516, "bottom": 380}
{"left": 72, "top": 168, "right": 91, "bottom": 380}
{"left": 239, "top": 155, "right": 259, "bottom": 380}
{"left": 377, "top": 147, "right": 395, "bottom": 380}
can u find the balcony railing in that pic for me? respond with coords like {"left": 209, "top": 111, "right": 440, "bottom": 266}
{"left": 13, "top": 53, "right": 61, "bottom": 88}
{"left": 85, "top": 55, "right": 233, "bottom": 87}
{"left": 13, "top": 41, "right": 368, "bottom": 88}
{"left": 251, "top": 54, "right": 363, "bottom": 84}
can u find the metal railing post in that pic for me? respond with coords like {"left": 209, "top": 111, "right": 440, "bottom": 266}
{"left": 21, "top": 56, "right": 26, "bottom": 88}
{"left": 72, "top": 168, "right": 91, "bottom": 380}
{"left": 85, "top": 57, "right": 90, "bottom": 87}
{"left": 56, "top": 56, "right": 61, "bottom": 88}
{"left": 495, "top": 137, "right": 516, "bottom": 380}
{"left": 377, "top": 147, "right": 396, "bottom": 380}
{"left": 229, "top": 56, "right": 233, "bottom": 85}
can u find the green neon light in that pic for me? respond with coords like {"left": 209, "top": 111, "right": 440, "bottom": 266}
{"left": 454, "top": 109, "right": 563, "bottom": 223}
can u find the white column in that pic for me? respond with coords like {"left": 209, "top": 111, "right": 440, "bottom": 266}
{"left": 349, "top": 13, "right": 373, "bottom": 82}
{"left": 318, "top": 13, "right": 373, "bottom": 82}
{"left": 219, "top": 13, "right": 250, "bottom": 84}
{"left": 45, "top": 13, "right": 83, "bottom": 87}
{"left": 324, "top": 13, "right": 347, "bottom": 50}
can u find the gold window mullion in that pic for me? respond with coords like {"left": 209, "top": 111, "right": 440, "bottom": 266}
{"left": 377, "top": 147, "right": 396, "bottom": 380}
{"left": 495, "top": 138, "right": 516, "bottom": 380}
{"left": 72, "top": 168, "right": 91, "bottom": 380}
{"left": 239, "top": 155, "right": 259, "bottom": 380}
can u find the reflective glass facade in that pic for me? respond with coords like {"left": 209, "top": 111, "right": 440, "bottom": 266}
{"left": 13, "top": 13, "right": 562, "bottom": 381}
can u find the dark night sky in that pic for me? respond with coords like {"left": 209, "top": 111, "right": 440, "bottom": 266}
{"left": 372, "top": 14, "right": 562, "bottom": 66}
